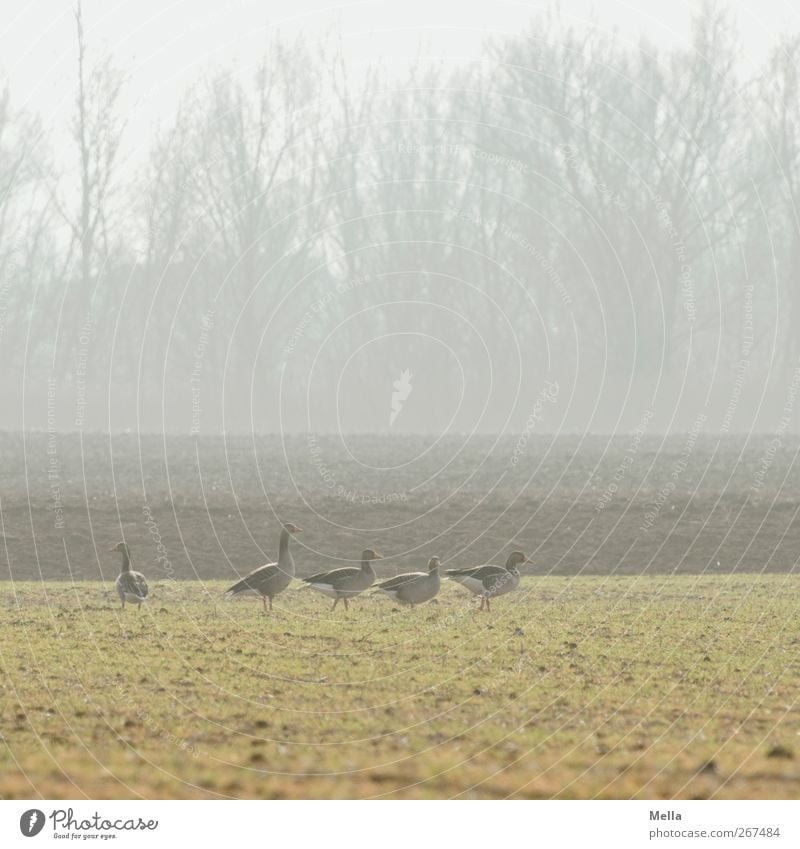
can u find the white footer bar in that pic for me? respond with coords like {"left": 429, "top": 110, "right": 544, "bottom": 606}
{"left": 2, "top": 800, "right": 797, "bottom": 848}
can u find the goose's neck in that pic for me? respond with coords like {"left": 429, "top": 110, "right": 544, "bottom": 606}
{"left": 361, "top": 558, "right": 376, "bottom": 577}
{"left": 120, "top": 548, "right": 131, "bottom": 573}
{"left": 278, "top": 530, "right": 295, "bottom": 572}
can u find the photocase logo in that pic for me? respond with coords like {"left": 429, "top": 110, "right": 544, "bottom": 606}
{"left": 14, "top": 807, "right": 160, "bottom": 839}
{"left": 389, "top": 369, "right": 413, "bottom": 427}
{"left": 19, "top": 809, "right": 45, "bottom": 837}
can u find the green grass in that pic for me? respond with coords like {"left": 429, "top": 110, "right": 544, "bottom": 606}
{"left": 1, "top": 575, "right": 799, "bottom": 799}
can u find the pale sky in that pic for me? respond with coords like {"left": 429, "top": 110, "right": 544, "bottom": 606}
{"left": 2, "top": 0, "right": 799, "bottom": 171}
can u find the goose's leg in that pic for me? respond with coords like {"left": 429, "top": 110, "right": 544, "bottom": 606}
{"left": 478, "top": 597, "right": 484, "bottom": 612}
{"left": 485, "top": 597, "right": 491, "bottom": 612}
{"left": 344, "top": 598, "right": 349, "bottom": 611}
{"left": 332, "top": 598, "right": 338, "bottom": 611}
{"left": 261, "top": 596, "right": 267, "bottom": 613}
{"left": 268, "top": 596, "right": 273, "bottom": 612}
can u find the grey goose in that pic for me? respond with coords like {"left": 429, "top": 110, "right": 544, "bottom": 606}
{"left": 445, "top": 551, "right": 530, "bottom": 611}
{"left": 375, "top": 556, "right": 441, "bottom": 607}
{"left": 303, "top": 548, "right": 382, "bottom": 610}
{"left": 111, "top": 542, "right": 149, "bottom": 609}
{"left": 224, "top": 522, "right": 302, "bottom": 612}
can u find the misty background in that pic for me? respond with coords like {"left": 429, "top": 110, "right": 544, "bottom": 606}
{"left": 2, "top": 0, "right": 800, "bottom": 435}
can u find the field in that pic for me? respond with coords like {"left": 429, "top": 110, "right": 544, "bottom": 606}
{"left": 1, "top": 576, "right": 799, "bottom": 799}
{"left": 1, "top": 433, "right": 799, "bottom": 798}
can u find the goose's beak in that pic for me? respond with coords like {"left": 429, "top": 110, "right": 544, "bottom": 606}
{"left": 374, "top": 553, "right": 383, "bottom": 559}
{"left": 525, "top": 558, "right": 533, "bottom": 564}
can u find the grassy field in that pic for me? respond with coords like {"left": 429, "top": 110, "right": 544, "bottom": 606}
{"left": 1, "top": 575, "right": 799, "bottom": 799}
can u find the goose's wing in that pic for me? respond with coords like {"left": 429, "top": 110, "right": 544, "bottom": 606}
{"left": 377, "top": 571, "right": 424, "bottom": 590}
{"left": 224, "top": 561, "right": 278, "bottom": 596}
{"left": 303, "top": 566, "right": 360, "bottom": 587}
{"left": 446, "top": 564, "right": 505, "bottom": 583}
{"left": 119, "top": 571, "right": 149, "bottom": 599}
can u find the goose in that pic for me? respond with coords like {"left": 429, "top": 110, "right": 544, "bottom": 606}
{"left": 224, "top": 522, "right": 302, "bottom": 612}
{"left": 445, "top": 551, "right": 531, "bottom": 611}
{"left": 110, "top": 542, "right": 149, "bottom": 609}
{"left": 374, "top": 556, "right": 441, "bottom": 607}
{"left": 302, "top": 548, "right": 382, "bottom": 610}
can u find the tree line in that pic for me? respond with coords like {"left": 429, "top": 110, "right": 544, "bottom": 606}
{"left": 2, "top": 2, "right": 799, "bottom": 433}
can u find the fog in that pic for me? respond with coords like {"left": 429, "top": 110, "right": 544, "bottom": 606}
{"left": 3, "top": 1, "right": 800, "bottom": 434}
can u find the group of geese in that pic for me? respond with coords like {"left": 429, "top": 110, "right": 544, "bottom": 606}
{"left": 110, "top": 522, "right": 532, "bottom": 613}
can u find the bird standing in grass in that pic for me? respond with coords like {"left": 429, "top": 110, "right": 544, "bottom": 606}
{"left": 110, "top": 542, "right": 149, "bottom": 610}
{"left": 445, "top": 551, "right": 530, "bottom": 611}
{"left": 303, "top": 548, "right": 382, "bottom": 610}
{"left": 374, "top": 556, "right": 441, "bottom": 607}
{"left": 224, "top": 522, "right": 302, "bottom": 612}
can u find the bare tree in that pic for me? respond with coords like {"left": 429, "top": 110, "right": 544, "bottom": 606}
{"left": 54, "top": 1, "right": 126, "bottom": 310}
{"left": 0, "top": 77, "right": 57, "bottom": 424}
{"left": 756, "top": 35, "right": 800, "bottom": 371}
